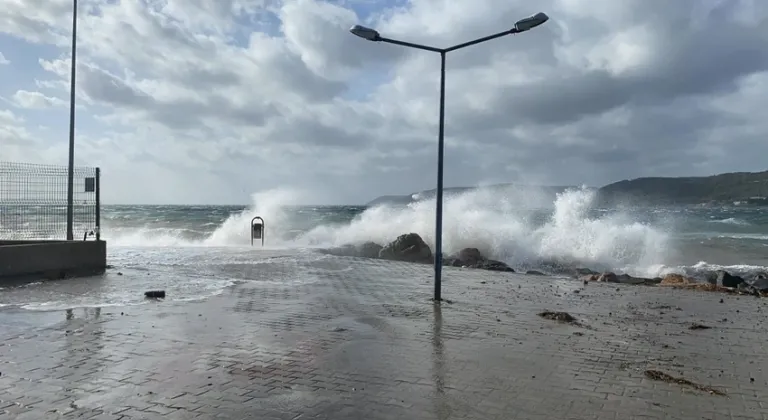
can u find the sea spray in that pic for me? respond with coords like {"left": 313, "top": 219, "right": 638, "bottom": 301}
{"left": 101, "top": 186, "right": 674, "bottom": 276}
{"left": 290, "top": 186, "right": 672, "bottom": 276}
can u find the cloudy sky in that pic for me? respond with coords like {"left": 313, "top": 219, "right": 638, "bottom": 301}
{"left": 0, "top": 0, "right": 766, "bottom": 205}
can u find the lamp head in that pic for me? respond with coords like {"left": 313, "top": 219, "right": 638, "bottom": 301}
{"left": 350, "top": 25, "right": 381, "bottom": 41}
{"left": 514, "top": 12, "right": 549, "bottom": 32}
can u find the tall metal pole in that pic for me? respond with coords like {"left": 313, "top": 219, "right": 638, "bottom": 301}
{"left": 433, "top": 51, "right": 446, "bottom": 301}
{"left": 352, "top": 16, "right": 548, "bottom": 302}
{"left": 95, "top": 167, "right": 101, "bottom": 241}
{"left": 66, "top": 0, "right": 78, "bottom": 241}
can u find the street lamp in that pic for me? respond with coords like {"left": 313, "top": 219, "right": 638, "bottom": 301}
{"left": 350, "top": 12, "right": 549, "bottom": 302}
{"left": 66, "top": 0, "right": 78, "bottom": 241}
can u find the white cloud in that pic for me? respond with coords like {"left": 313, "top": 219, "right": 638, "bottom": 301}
{"left": 12, "top": 90, "right": 67, "bottom": 108}
{"left": 0, "top": 52, "right": 8, "bottom": 64}
{"left": 0, "top": 0, "right": 766, "bottom": 204}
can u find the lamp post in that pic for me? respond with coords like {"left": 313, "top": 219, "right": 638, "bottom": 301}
{"left": 66, "top": 0, "right": 78, "bottom": 241}
{"left": 350, "top": 12, "right": 549, "bottom": 301}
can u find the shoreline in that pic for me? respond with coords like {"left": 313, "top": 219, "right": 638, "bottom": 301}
{"left": 322, "top": 233, "right": 768, "bottom": 298}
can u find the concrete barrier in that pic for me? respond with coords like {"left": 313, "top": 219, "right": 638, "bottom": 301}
{"left": 0, "top": 240, "right": 107, "bottom": 280}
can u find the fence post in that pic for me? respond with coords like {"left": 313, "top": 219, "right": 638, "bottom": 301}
{"left": 95, "top": 167, "right": 101, "bottom": 241}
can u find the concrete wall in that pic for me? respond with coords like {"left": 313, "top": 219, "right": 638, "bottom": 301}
{"left": 0, "top": 240, "right": 107, "bottom": 280}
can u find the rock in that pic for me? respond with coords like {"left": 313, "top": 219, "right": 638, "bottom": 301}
{"left": 525, "top": 270, "right": 546, "bottom": 276}
{"left": 660, "top": 273, "right": 693, "bottom": 286}
{"left": 357, "top": 241, "right": 383, "bottom": 259}
{"left": 444, "top": 248, "right": 514, "bottom": 272}
{"left": 709, "top": 270, "right": 745, "bottom": 288}
{"left": 575, "top": 267, "right": 599, "bottom": 276}
{"left": 597, "top": 272, "right": 618, "bottom": 283}
{"left": 751, "top": 277, "right": 768, "bottom": 292}
{"left": 538, "top": 311, "right": 576, "bottom": 322}
{"left": 616, "top": 273, "right": 661, "bottom": 285}
{"left": 476, "top": 259, "right": 515, "bottom": 272}
{"left": 454, "top": 248, "right": 484, "bottom": 265}
{"left": 737, "top": 277, "right": 768, "bottom": 296}
{"left": 145, "top": 290, "right": 166, "bottom": 299}
{"left": 580, "top": 274, "right": 600, "bottom": 282}
{"left": 378, "top": 233, "right": 433, "bottom": 264}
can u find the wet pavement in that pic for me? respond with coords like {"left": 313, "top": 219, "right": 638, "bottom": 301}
{"left": 1, "top": 253, "right": 767, "bottom": 419}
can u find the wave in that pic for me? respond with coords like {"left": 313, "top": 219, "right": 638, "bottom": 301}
{"left": 654, "top": 261, "right": 767, "bottom": 281}
{"left": 716, "top": 233, "right": 768, "bottom": 240}
{"left": 709, "top": 217, "right": 750, "bottom": 226}
{"left": 103, "top": 186, "right": 672, "bottom": 278}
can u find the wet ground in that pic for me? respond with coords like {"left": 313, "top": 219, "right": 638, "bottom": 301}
{"left": 0, "top": 253, "right": 766, "bottom": 419}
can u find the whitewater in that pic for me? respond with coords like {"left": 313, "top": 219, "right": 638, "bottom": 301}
{"left": 106, "top": 187, "right": 768, "bottom": 277}
{"left": 3, "top": 186, "right": 768, "bottom": 311}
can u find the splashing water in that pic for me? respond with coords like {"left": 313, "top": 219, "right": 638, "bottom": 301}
{"left": 103, "top": 186, "right": 670, "bottom": 277}
{"left": 295, "top": 187, "right": 670, "bottom": 277}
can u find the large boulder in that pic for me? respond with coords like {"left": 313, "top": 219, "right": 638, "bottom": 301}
{"left": 443, "top": 247, "right": 514, "bottom": 272}
{"left": 737, "top": 275, "right": 768, "bottom": 296}
{"left": 357, "top": 241, "right": 383, "bottom": 259}
{"left": 378, "top": 233, "right": 433, "bottom": 264}
{"left": 707, "top": 270, "right": 745, "bottom": 288}
{"left": 454, "top": 248, "right": 484, "bottom": 265}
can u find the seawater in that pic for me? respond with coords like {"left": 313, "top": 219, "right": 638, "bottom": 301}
{"left": 2, "top": 186, "right": 768, "bottom": 311}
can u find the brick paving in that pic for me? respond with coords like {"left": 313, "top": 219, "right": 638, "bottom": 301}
{"left": 0, "top": 253, "right": 767, "bottom": 419}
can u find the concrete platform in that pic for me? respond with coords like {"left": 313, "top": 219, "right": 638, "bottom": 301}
{"left": 0, "top": 254, "right": 765, "bottom": 419}
{"left": 0, "top": 240, "right": 107, "bottom": 280}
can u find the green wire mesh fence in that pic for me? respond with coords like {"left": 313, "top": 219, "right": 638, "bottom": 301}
{"left": 0, "top": 162, "right": 100, "bottom": 240}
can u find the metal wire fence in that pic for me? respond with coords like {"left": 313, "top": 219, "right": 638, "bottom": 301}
{"left": 0, "top": 162, "right": 100, "bottom": 241}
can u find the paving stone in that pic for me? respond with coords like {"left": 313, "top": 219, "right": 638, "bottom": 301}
{"left": 0, "top": 254, "right": 765, "bottom": 419}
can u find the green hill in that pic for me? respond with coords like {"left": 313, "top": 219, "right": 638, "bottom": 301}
{"left": 596, "top": 171, "right": 768, "bottom": 205}
{"left": 366, "top": 171, "right": 768, "bottom": 207}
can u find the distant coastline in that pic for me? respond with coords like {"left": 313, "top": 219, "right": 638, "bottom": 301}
{"left": 366, "top": 171, "right": 768, "bottom": 207}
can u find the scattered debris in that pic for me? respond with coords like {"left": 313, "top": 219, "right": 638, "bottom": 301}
{"left": 689, "top": 323, "right": 712, "bottom": 330}
{"left": 539, "top": 311, "right": 576, "bottom": 323}
{"left": 144, "top": 290, "right": 166, "bottom": 299}
{"left": 644, "top": 370, "right": 726, "bottom": 396}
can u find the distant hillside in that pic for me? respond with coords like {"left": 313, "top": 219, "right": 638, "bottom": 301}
{"left": 596, "top": 171, "right": 768, "bottom": 205}
{"left": 366, "top": 171, "right": 768, "bottom": 207}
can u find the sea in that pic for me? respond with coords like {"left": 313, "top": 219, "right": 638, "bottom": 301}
{"left": 2, "top": 187, "right": 768, "bottom": 312}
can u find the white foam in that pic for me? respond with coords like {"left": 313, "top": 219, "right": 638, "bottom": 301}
{"left": 709, "top": 217, "right": 750, "bottom": 226}
{"left": 652, "top": 261, "right": 768, "bottom": 280}
{"left": 100, "top": 186, "right": 672, "bottom": 277}
{"left": 299, "top": 187, "right": 669, "bottom": 277}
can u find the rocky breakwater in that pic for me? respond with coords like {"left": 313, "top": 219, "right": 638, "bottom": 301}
{"left": 320, "top": 233, "right": 768, "bottom": 297}
{"left": 321, "top": 233, "right": 515, "bottom": 272}
{"left": 657, "top": 271, "right": 768, "bottom": 296}
{"left": 578, "top": 268, "right": 768, "bottom": 295}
